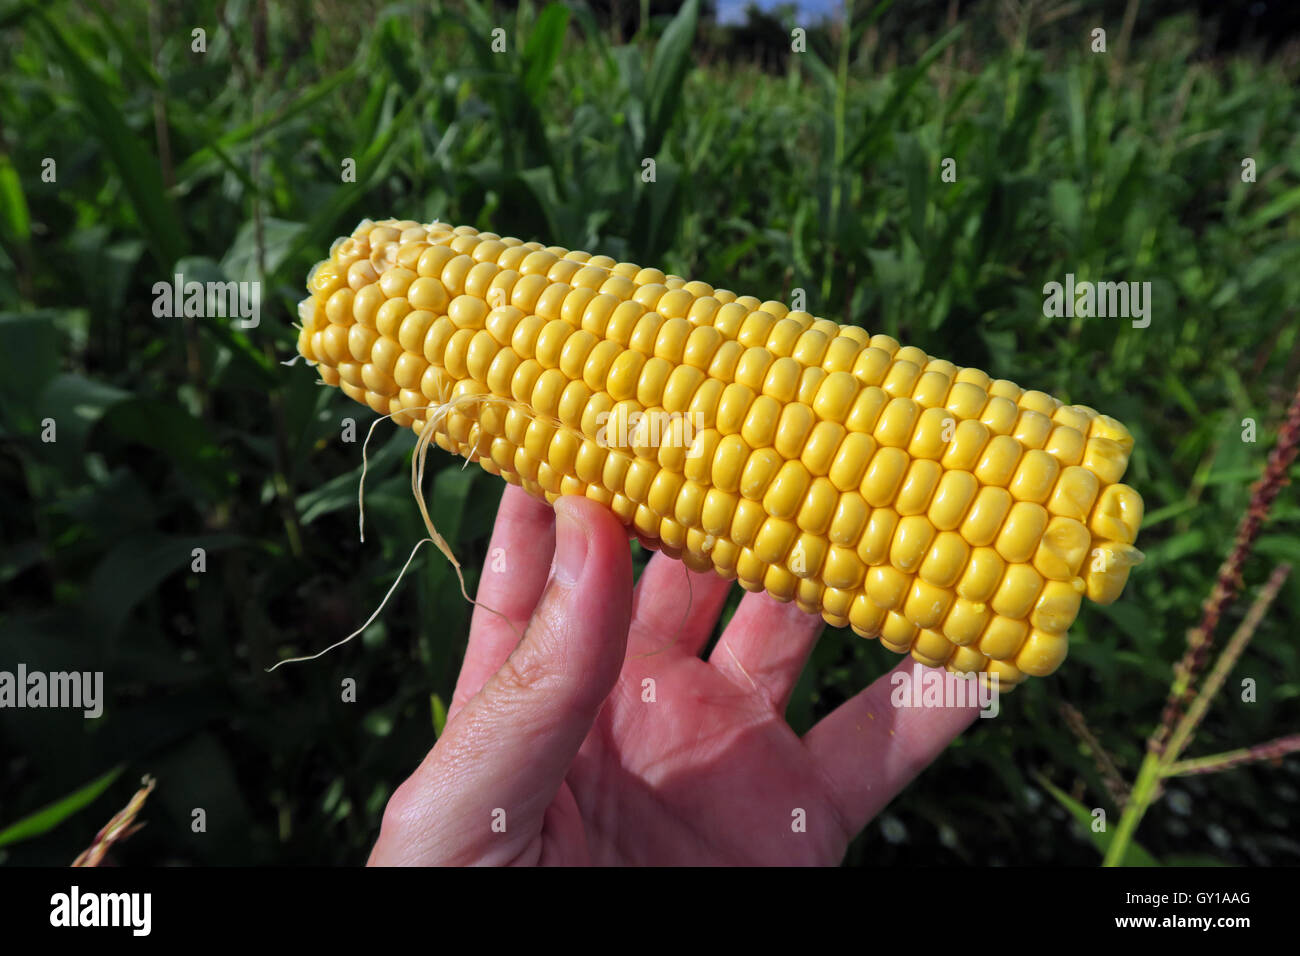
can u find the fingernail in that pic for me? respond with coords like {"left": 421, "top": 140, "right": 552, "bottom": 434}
{"left": 552, "top": 499, "right": 588, "bottom": 587}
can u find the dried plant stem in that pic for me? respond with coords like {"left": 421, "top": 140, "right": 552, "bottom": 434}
{"left": 1060, "top": 701, "right": 1130, "bottom": 808}
{"left": 72, "top": 776, "right": 156, "bottom": 867}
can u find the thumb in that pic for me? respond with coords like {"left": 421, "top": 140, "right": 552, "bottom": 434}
{"left": 371, "top": 495, "right": 633, "bottom": 865}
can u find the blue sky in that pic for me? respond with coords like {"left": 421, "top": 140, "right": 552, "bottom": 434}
{"left": 715, "top": 0, "right": 845, "bottom": 26}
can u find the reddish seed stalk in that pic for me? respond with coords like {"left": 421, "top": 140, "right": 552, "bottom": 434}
{"left": 1149, "top": 380, "right": 1300, "bottom": 756}
{"left": 1165, "top": 734, "right": 1300, "bottom": 777}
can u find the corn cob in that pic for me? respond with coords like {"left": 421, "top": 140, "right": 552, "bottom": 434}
{"left": 297, "top": 219, "right": 1144, "bottom": 687}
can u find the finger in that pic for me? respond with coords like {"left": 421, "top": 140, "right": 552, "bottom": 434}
{"left": 803, "top": 658, "right": 982, "bottom": 835}
{"left": 449, "top": 484, "right": 556, "bottom": 722}
{"left": 369, "top": 496, "right": 633, "bottom": 865}
{"left": 708, "top": 591, "right": 825, "bottom": 712}
{"left": 627, "top": 550, "right": 734, "bottom": 659}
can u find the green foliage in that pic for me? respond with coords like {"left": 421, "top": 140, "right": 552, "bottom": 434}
{"left": 0, "top": 0, "right": 1297, "bottom": 866}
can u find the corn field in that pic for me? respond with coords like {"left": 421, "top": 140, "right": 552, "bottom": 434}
{"left": 1, "top": 0, "right": 1298, "bottom": 866}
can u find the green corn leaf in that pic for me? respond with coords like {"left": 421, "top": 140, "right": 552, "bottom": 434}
{"left": 521, "top": 3, "right": 571, "bottom": 102}
{"left": 0, "top": 765, "right": 125, "bottom": 850}
{"left": 1035, "top": 773, "right": 1161, "bottom": 866}
{"left": 644, "top": 0, "right": 699, "bottom": 157}
{"left": 28, "top": 4, "right": 185, "bottom": 268}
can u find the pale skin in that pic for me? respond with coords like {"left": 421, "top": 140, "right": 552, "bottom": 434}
{"left": 368, "top": 485, "right": 979, "bottom": 865}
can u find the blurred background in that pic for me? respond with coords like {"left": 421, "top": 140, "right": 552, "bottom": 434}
{"left": 1, "top": 0, "right": 1298, "bottom": 866}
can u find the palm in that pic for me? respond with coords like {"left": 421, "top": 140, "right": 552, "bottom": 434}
{"left": 373, "top": 486, "right": 977, "bottom": 866}
{"left": 565, "top": 649, "right": 851, "bottom": 864}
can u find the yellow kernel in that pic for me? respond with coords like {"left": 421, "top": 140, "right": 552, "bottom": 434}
{"left": 347, "top": 323, "right": 378, "bottom": 363}
{"left": 928, "top": 470, "right": 978, "bottom": 531}
{"left": 919, "top": 532, "right": 971, "bottom": 589}
{"left": 828, "top": 431, "right": 876, "bottom": 492}
{"left": 894, "top": 459, "right": 942, "bottom": 515}
{"left": 908, "top": 407, "right": 955, "bottom": 460}
{"left": 1048, "top": 465, "right": 1101, "bottom": 521}
{"left": 763, "top": 460, "right": 813, "bottom": 519}
{"left": 1031, "top": 580, "right": 1085, "bottom": 632}
{"left": 844, "top": 386, "right": 889, "bottom": 433}
{"left": 940, "top": 419, "right": 992, "bottom": 471}
{"left": 716, "top": 382, "right": 755, "bottom": 436}
{"left": 1083, "top": 437, "right": 1131, "bottom": 485}
{"left": 874, "top": 397, "right": 921, "bottom": 448}
{"left": 417, "top": 247, "right": 458, "bottom": 280}
{"left": 954, "top": 367, "right": 991, "bottom": 390}
{"left": 734, "top": 347, "right": 775, "bottom": 390}
{"left": 774, "top": 403, "right": 815, "bottom": 459}
{"left": 944, "top": 381, "right": 989, "bottom": 420}
{"left": 857, "top": 507, "right": 899, "bottom": 566}
{"left": 823, "top": 547, "right": 866, "bottom": 590}
{"left": 880, "top": 360, "right": 921, "bottom": 398}
{"left": 866, "top": 566, "right": 912, "bottom": 610}
{"left": 762, "top": 357, "right": 802, "bottom": 403}
{"left": 960, "top": 486, "right": 1013, "bottom": 547}
{"left": 979, "top": 396, "right": 1020, "bottom": 435}
{"left": 812, "top": 371, "right": 860, "bottom": 422}
{"left": 979, "top": 616, "right": 1029, "bottom": 661}
{"left": 849, "top": 593, "right": 887, "bottom": 638}
{"left": 1015, "top": 628, "right": 1070, "bottom": 677}
{"left": 731, "top": 498, "right": 766, "bottom": 547}
{"left": 947, "top": 648, "right": 991, "bottom": 681}
{"left": 754, "top": 518, "right": 800, "bottom": 565}
{"left": 852, "top": 347, "right": 893, "bottom": 386}
{"left": 1032, "top": 516, "right": 1092, "bottom": 581}
{"left": 1044, "top": 424, "right": 1086, "bottom": 467}
{"left": 1089, "top": 482, "right": 1144, "bottom": 544}
{"left": 369, "top": 335, "right": 402, "bottom": 377}
{"left": 861, "top": 446, "right": 909, "bottom": 507}
{"left": 890, "top": 515, "right": 936, "bottom": 573}
{"left": 1084, "top": 541, "right": 1144, "bottom": 604}
{"left": 325, "top": 287, "right": 356, "bottom": 325}
{"left": 1089, "top": 414, "right": 1134, "bottom": 454}
{"left": 710, "top": 434, "right": 750, "bottom": 494}
{"left": 973, "top": 434, "right": 1025, "bottom": 487}
{"left": 352, "top": 283, "right": 385, "bottom": 328}
{"left": 994, "top": 501, "right": 1048, "bottom": 563}
{"left": 990, "top": 564, "right": 1044, "bottom": 619}
{"left": 740, "top": 395, "right": 783, "bottom": 448}
{"left": 787, "top": 533, "right": 827, "bottom": 579}
{"left": 740, "top": 447, "right": 784, "bottom": 501}
{"left": 1007, "top": 448, "right": 1061, "bottom": 503}
{"left": 803, "top": 421, "right": 848, "bottom": 477}
{"left": 828, "top": 492, "right": 869, "bottom": 547}
{"left": 942, "top": 599, "right": 991, "bottom": 647}
{"left": 822, "top": 336, "right": 865, "bottom": 373}
{"left": 707, "top": 340, "right": 744, "bottom": 380}
{"left": 956, "top": 547, "right": 1005, "bottom": 603}
{"left": 796, "top": 477, "right": 838, "bottom": 535}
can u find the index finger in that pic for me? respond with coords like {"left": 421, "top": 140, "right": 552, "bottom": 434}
{"left": 449, "top": 484, "right": 556, "bottom": 723}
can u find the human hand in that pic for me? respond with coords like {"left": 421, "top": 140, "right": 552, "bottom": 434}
{"left": 368, "top": 485, "right": 979, "bottom": 865}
